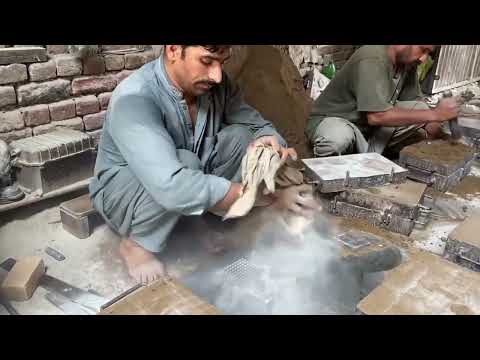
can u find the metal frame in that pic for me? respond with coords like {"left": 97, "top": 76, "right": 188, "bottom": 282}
{"left": 432, "top": 45, "right": 480, "bottom": 94}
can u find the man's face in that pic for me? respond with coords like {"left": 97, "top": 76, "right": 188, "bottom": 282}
{"left": 396, "top": 45, "right": 435, "bottom": 67}
{"left": 166, "top": 46, "right": 231, "bottom": 97}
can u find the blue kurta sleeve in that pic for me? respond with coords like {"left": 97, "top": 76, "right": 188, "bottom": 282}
{"left": 108, "top": 94, "right": 231, "bottom": 215}
{"left": 222, "top": 73, "right": 287, "bottom": 147}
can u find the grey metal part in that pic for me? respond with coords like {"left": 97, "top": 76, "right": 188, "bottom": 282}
{"left": 399, "top": 148, "right": 475, "bottom": 177}
{"left": 337, "top": 190, "right": 418, "bottom": 219}
{"left": 443, "top": 238, "right": 480, "bottom": 272}
{"left": 329, "top": 200, "right": 415, "bottom": 236}
{"left": 217, "top": 258, "right": 274, "bottom": 314}
{"left": 302, "top": 153, "right": 408, "bottom": 193}
{"left": 15, "top": 151, "right": 94, "bottom": 195}
{"left": 60, "top": 208, "right": 97, "bottom": 239}
{"left": 45, "top": 292, "right": 96, "bottom": 315}
{"left": 45, "top": 247, "right": 66, "bottom": 261}
{"left": 309, "top": 171, "right": 408, "bottom": 193}
{"left": 449, "top": 119, "right": 463, "bottom": 140}
{"left": 11, "top": 129, "right": 94, "bottom": 167}
{"left": 404, "top": 160, "right": 473, "bottom": 193}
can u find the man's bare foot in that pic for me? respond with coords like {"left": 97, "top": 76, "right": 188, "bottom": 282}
{"left": 119, "top": 238, "right": 166, "bottom": 284}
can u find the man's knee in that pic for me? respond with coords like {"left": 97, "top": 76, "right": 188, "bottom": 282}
{"left": 209, "top": 125, "right": 254, "bottom": 181}
{"left": 176, "top": 149, "right": 201, "bottom": 170}
{"left": 311, "top": 119, "right": 356, "bottom": 157}
{"left": 217, "top": 124, "right": 254, "bottom": 154}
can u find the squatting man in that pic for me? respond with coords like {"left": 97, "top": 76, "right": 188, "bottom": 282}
{"left": 306, "top": 45, "right": 460, "bottom": 157}
{"left": 90, "top": 45, "right": 317, "bottom": 284}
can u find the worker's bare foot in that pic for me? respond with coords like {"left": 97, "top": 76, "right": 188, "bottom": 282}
{"left": 119, "top": 238, "right": 166, "bottom": 284}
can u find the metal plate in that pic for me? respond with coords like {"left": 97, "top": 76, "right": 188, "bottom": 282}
{"left": 303, "top": 153, "right": 408, "bottom": 193}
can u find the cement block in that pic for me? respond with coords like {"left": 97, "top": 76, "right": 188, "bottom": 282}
{"left": 28, "top": 60, "right": 56, "bottom": 81}
{"left": 71, "top": 75, "right": 116, "bottom": 96}
{"left": 16, "top": 78, "right": 71, "bottom": 106}
{"left": 0, "top": 85, "right": 16, "bottom": 108}
{"left": 0, "top": 47, "right": 47, "bottom": 65}
{"left": 0, "top": 63, "right": 28, "bottom": 84}
{"left": 19, "top": 104, "right": 51, "bottom": 127}
{"left": 0, "top": 110, "right": 24, "bottom": 132}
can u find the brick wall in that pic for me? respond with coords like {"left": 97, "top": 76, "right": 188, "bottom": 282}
{"left": 0, "top": 45, "right": 158, "bottom": 145}
{"left": 0, "top": 44, "right": 356, "bottom": 147}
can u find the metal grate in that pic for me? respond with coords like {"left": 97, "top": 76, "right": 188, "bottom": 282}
{"left": 432, "top": 45, "right": 480, "bottom": 94}
{"left": 222, "top": 258, "right": 265, "bottom": 284}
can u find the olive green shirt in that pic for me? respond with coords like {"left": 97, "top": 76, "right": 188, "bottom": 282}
{"left": 306, "top": 45, "right": 423, "bottom": 140}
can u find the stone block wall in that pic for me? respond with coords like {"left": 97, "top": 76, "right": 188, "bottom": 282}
{"left": 0, "top": 45, "right": 158, "bottom": 144}
{"left": 287, "top": 45, "right": 356, "bottom": 77}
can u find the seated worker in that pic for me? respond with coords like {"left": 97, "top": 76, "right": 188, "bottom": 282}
{"left": 90, "top": 45, "right": 310, "bottom": 284}
{"left": 305, "top": 45, "right": 460, "bottom": 157}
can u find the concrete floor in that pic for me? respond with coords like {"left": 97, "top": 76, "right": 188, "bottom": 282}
{"left": 1, "top": 161, "right": 480, "bottom": 315}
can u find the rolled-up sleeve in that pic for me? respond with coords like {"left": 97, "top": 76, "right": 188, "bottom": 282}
{"left": 108, "top": 94, "right": 231, "bottom": 215}
{"left": 223, "top": 73, "right": 287, "bottom": 147}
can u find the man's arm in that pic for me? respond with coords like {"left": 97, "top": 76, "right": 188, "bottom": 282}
{"left": 367, "top": 97, "right": 459, "bottom": 127}
{"left": 109, "top": 94, "right": 240, "bottom": 215}
{"left": 352, "top": 59, "right": 459, "bottom": 128}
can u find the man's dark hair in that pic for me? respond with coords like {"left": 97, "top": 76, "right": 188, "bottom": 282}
{"left": 163, "top": 45, "right": 232, "bottom": 59}
{"left": 163, "top": 45, "right": 231, "bottom": 58}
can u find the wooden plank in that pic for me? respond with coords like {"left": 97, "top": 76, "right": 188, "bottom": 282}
{"left": 358, "top": 252, "right": 480, "bottom": 315}
{"left": 99, "top": 278, "right": 221, "bottom": 315}
{"left": 0, "top": 47, "right": 47, "bottom": 65}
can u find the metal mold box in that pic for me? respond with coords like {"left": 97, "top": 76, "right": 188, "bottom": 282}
{"left": 60, "top": 194, "right": 99, "bottom": 239}
{"left": 10, "top": 129, "right": 95, "bottom": 195}
{"left": 443, "top": 213, "right": 480, "bottom": 272}
{"left": 399, "top": 140, "right": 477, "bottom": 192}
{"left": 302, "top": 153, "right": 408, "bottom": 193}
{"left": 11, "top": 129, "right": 94, "bottom": 166}
{"left": 329, "top": 181, "right": 428, "bottom": 236}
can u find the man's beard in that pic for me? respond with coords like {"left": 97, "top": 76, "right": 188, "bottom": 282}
{"left": 396, "top": 47, "right": 419, "bottom": 69}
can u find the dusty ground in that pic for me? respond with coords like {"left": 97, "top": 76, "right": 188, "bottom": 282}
{"left": 1, "top": 159, "right": 480, "bottom": 315}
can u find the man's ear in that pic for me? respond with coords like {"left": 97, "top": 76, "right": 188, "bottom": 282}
{"left": 164, "top": 45, "right": 182, "bottom": 62}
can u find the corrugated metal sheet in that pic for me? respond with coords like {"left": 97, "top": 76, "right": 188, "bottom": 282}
{"left": 432, "top": 45, "right": 480, "bottom": 93}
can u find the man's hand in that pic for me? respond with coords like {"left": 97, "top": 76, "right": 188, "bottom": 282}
{"left": 250, "top": 136, "right": 298, "bottom": 162}
{"left": 434, "top": 97, "right": 460, "bottom": 122}
{"left": 272, "top": 184, "right": 320, "bottom": 218}
{"left": 209, "top": 182, "right": 243, "bottom": 216}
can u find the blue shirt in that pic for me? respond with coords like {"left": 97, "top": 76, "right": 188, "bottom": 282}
{"left": 89, "top": 56, "right": 286, "bottom": 216}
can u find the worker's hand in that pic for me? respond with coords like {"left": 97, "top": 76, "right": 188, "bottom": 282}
{"left": 210, "top": 182, "right": 243, "bottom": 216}
{"left": 271, "top": 184, "right": 320, "bottom": 218}
{"left": 434, "top": 97, "right": 460, "bottom": 122}
{"left": 250, "top": 136, "right": 298, "bottom": 162}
